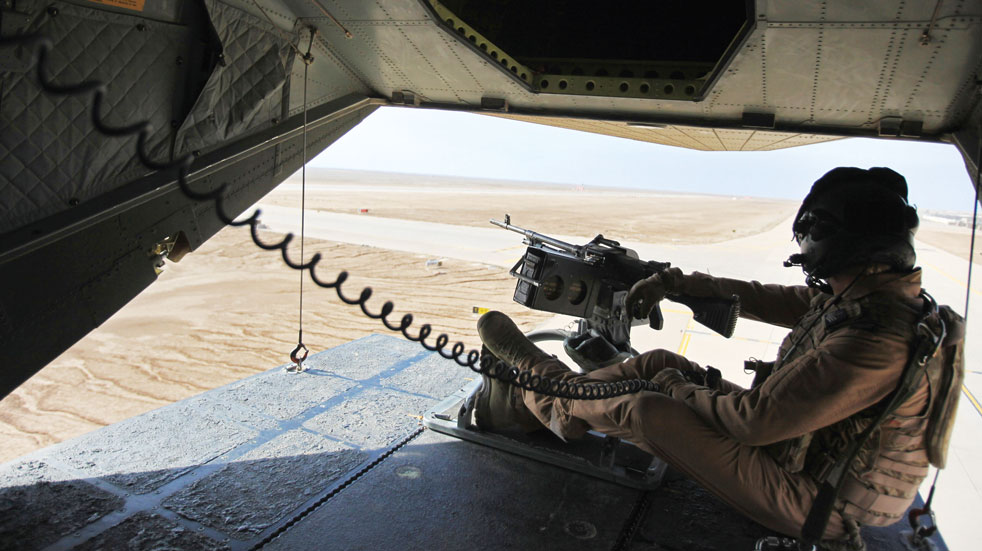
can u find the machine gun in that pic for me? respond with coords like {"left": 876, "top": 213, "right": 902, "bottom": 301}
{"left": 491, "top": 215, "right": 740, "bottom": 369}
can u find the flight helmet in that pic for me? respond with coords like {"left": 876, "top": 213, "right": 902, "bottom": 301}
{"left": 785, "top": 167, "right": 919, "bottom": 285}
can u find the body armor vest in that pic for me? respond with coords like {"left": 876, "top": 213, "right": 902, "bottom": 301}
{"left": 758, "top": 289, "right": 964, "bottom": 526}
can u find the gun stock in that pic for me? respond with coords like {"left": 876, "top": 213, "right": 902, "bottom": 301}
{"left": 666, "top": 293, "right": 741, "bottom": 338}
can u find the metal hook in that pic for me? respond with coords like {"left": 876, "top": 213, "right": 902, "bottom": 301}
{"left": 906, "top": 506, "right": 938, "bottom": 548}
{"left": 288, "top": 342, "right": 309, "bottom": 372}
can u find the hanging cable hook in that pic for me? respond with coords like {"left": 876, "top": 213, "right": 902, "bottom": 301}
{"left": 288, "top": 341, "right": 309, "bottom": 372}
{"left": 287, "top": 26, "right": 317, "bottom": 373}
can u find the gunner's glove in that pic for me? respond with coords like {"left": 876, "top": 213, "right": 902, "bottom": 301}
{"left": 626, "top": 267, "right": 683, "bottom": 319}
{"left": 651, "top": 368, "right": 689, "bottom": 397}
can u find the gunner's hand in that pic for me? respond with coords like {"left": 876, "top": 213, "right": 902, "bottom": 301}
{"left": 651, "top": 368, "right": 688, "bottom": 397}
{"left": 627, "top": 267, "right": 682, "bottom": 319}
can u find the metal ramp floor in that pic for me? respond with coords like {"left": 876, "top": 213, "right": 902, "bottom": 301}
{"left": 0, "top": 335, "right": 948, "bottom": 550}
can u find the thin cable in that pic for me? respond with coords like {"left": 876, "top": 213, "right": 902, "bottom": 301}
{"left": 299, "top": 50, "right": 309, "bottom": 346}
{"left": 925, "top": 468, "right": 941, "bottom": 508}
{"left": 963, "top": 131, "right": 980, "bottom": 320}
{"left": 921, "top": 0, "right": 944, "bottom": 45}
{"left": 290, "top": 30, "right": 318, "bottom": 371}
{"left": 915, "top": 118, "right": 982, "bottom": 539}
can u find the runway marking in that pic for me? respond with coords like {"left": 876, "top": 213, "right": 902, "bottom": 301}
{"left": 922, "top": 262, "right": 982, "bottom": 297}
{"left": 963, "top": 385, "right": 982, "bottom": 419}
{"left": 677, "top": 318, "right": 694, "bottom": 356}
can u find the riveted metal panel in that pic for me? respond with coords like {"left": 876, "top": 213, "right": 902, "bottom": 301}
{"left": 264, "top": 429, "right": 643, "bottom": 551}
{"left": 760, "top": 27, "right": 821, "bottom": 118}
{"left": 761, "top": 0, "right": 936, "bottom": 22}
{"left": 483, "top": 114, "right": 843, "bottom": 152}
{"left": 810, "top": 28, "right": 896, "bottom": 122}
{"left": 316, "top": 0, "right": 432, "bottom": 21}
{"left": 284, "top": 28, "right": 372, "bottom": 118}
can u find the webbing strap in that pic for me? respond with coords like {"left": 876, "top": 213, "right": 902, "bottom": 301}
{"left": 799, "top": 292, "right": 944, "bottom": 546}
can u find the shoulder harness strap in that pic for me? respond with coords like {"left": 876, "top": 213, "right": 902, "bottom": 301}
{"left": 800, "top": 291, "right": 945, "bottom": 547}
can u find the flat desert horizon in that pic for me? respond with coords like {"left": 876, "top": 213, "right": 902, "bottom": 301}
{"left": 1, "top": 169, "right": 979, "bottom": 463}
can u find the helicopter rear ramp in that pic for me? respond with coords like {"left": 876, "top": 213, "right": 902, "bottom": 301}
{"left": 0, "top": 335, "right": 949, "bottom": 550}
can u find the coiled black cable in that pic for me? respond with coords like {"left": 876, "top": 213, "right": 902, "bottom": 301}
{"left": 3, "top": 34, "right": 658, "bottom": 400}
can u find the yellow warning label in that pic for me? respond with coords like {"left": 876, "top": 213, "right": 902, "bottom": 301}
{"left": 88, "top": 0, "right": 146, "bottom": 12}
{"left": 472, "top": 307, "right": 490, "bottom": 315}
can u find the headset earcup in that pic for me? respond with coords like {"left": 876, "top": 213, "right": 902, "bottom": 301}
{"left": 904, "top": 205, "right": 919, "bottom": 230}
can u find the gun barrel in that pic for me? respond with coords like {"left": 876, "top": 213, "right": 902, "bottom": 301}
{"left": 490, "top": 218, "right": 581, "bottom": 254}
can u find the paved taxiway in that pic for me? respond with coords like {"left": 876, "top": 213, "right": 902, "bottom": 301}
{"left": 255, "top": 202, "right": 981, "bottom": 551}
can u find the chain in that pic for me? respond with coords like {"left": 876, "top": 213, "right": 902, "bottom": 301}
{"left": 4, "top": 34, "right": 658, "bottom": 401}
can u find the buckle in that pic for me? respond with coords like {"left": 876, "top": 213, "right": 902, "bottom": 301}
{"left": 808, "top": 451, "right": 836, "bottom": 482}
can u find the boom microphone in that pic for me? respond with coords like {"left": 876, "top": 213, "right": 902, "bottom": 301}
{"left": 784, "top": 253, "right": 806, "bottom": 268}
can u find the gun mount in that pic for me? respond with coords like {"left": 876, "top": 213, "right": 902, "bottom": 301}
{"left": 491, "top": 215, "right": 740, "bottom": 370}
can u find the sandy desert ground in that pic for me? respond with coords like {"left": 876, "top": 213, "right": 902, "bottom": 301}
{"left": 0, "top": 169, "right": 977, "bottom": 463}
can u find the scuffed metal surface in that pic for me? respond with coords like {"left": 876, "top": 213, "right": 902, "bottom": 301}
{"left": 163, "top": 431, "right": 366, "bottom": 537}
{"left": 74, "top": 512, "right": 230, "bottom": 551}
{"left": 305, "top": 332, "right": 432, "bottom": 380}
{"left": 380, "top": 350, "right": 476, "bottom": 398}
{"left": 0, "top": 460, "right": 124, "bottom": 550}
{"left": 302, "top": 387, "right": 435, "bottom": 449}
{"left": 264, "top": 429, "right": 643, "bottom": 550}
{"left": 223, "top": 369, "right": 358, "bottom": 421}
{"left": 0, "top": 335, "right": 468, "bottom": 550}
{"left": 59, "top": 395, "right": 261, "bottom": 494}
{"left": 628, "top": 475, "right": 768, "bottom": 550}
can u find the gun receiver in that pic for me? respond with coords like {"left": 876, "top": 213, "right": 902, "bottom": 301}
{"left": 491, "top": 215, "right": 740, "bottom": 340}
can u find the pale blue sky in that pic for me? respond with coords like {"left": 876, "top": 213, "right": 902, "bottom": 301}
{"left": 312, "top": 106, "right": 978, "bottom": 213}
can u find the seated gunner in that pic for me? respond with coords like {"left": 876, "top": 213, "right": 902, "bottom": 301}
{"left": 472, "top": 167, "right": 965, "bottom": 550}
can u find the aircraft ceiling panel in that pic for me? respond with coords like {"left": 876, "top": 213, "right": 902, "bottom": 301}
{"left": 757, "top": 28, "right": 823, "bottom": 120}
{"left": 750, "top": 133, "right": 843, "bottom": 152}
{"left": 305, "top": 15, "right": 528, "bottom": 108}
{"left": 304, "top": 0, "right": 431, "bottom": 21}
{"left": 675, "top": 127, "right": 727, "bottom": 151}
{"left": 894, "top": 20, "right": 982, "bottom": 125}
{"left": 714, "top": 128, "right": 762, "bottom": 151}
{"left": 315, "top": 27, "right": 411, "bottom": 102}
{"left": 758, "top": 2, "right": 981, "bottom": 136}
{"left": 809, "top": 28, "right": 895, "bottom": 121}
{"left": 697, "top": 32, "right": 764, "bottom": 119}
{"left": 482, "top": 114, "right": 842, "bottom": 153}
{"left": 762, "top": 0, "right": 941, "bottom": 21}
{"left": 388, "top": 25, "right": 522, "bottom": 103}
{"left": 357, "top": 26, "right": 455, "bottom": 99}
{"left": 248, "top": 0, "right": 982, "bottom": 145}
{"left": 284, "top": 31, "right": 373, "bottom": 119}
{"left": 856, "top": 23, "right": 972, "bottom": 132}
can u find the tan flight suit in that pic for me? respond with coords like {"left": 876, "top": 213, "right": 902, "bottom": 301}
{"left": 519, "top": 269, "right": 960, "bottom": 541}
